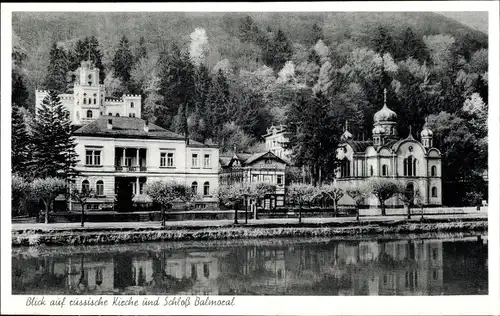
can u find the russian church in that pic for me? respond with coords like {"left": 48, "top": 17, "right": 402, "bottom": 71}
{"left": 336, "top": 89, "right": 442, "bottom": 207}
{"left": 35, "top": 60, "right": 141, "bottom": 126}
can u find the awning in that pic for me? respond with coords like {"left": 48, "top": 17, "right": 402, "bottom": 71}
{"left": 132, "top": 194, "right": 153, "bottom": 204}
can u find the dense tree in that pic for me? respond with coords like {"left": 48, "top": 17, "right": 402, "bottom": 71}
{"left": 206, "top": 69, "right": 232, "bottom": 143}
{"left": 12, "top": 63, "right": 29, "bottom": 108}
{"left": 372, "top": 25, "right": 396, "bottom": 56}
{"left": 45, "top": 42, "right": 69, "bottom": 93}
{"left": 12, "top": 105, "right": 32, "bottom": 177}
{"left": 311, "top": 23, "right": 324, "bottom": 45}
{"left": 285, "top": 90, "right": 341, "bottom": 185}
{"left": 12, "top": 174, "right": 31, "bottom": 217}
{"left": 399, "top": 27, "right": 429, "bottom": 63}
{"left": 112, "top": 35, "right": 134, "bottom": 84}
{"left": 136, "top": 36, "right": 148, "bottom": 62}
{"left": 31, "top": 91, "right": 79, "bottom": 180}
{"left": 69, "top": 36, "right": 105, "bottom": 83}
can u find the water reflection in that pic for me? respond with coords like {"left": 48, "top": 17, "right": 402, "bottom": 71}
{"left": 12, "top": 236, "right": 487, "bottom": 295}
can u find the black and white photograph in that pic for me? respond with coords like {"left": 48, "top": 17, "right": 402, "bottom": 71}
{"left": 1, "top": 2, "right": 499, "bottom": 315}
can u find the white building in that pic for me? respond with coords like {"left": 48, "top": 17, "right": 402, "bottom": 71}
{"left": 263, "top": 125, "right": 291, "bottom": 161}
{"left": 35, "top": 60, "right": 219, "bottom": 210}
{"left": 336, "top": 89, "right": 442, "bottom": 207}
{"left": 36, "top": 60, "right": 141, "bottom": 126}
{"left": 73, "top": 117, "right": 219, "bottom": 209}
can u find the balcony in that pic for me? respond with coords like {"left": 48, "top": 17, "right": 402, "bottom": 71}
{"left": 115, "top": 165, "right": 148, "bottom": 172}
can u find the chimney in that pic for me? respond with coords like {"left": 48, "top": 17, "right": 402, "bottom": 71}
{"left": 107, "top": 119, "right": 113, "bottom": 130}
{"left": 144, "top": 120, "right": 149, "bottom": 133}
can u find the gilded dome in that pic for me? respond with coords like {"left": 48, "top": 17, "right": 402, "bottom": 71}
{"left": 374, "top": 104, "right": 397, "bottom": 123}
{"left": 372, "top": 125, "right": 385, "bottom": 135}
{"left": 421, "top": 126, "right": 433, "bottom": 137}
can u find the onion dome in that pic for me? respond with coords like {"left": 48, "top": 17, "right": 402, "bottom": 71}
{"left": 341, "top": 130, "right": 353, "bottom": 141}
{"left": 421, "top": 126, "right": 433, "bottom": 137}
{"left": 374, "top": 104, "right": 397, "bottom": 123}
{"left": 372, "top": 125, "right": 385, "bottom": 135}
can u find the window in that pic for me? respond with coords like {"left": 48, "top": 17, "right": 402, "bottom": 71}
{"left": 203, "top": 154, "right": 210, "bottom": 168}
{"left": 252, "top": 174, "right": 259, "bottom": 182}
{"left": 167, "top": 153, "right": 174, "bottom": 167}
{"left": 132, "top": 113, "right": 136, "bottom": 118}
{"left": 131, "top": 102, "right": 134, "bottom": 108}
{"left": 277, "top": 175, "right": 283, "bottom": 185}
{"left": 82, "top": 180, "right": 90, "bottom": 193}
{"left": 87, "top": 110, "right": 93, "bottom": 118}
{"left": 125, "top": 157, "right": 132, "bottom": 166}
{"left": 370, "top": 165, "right": 374, "bottom": 176}
{"left": 340, "top": 159, "right": 351, "bottom": 178}
{"left": 93, "top": 98, "right": 97, "bottom": 105}
{"left": 160, "top": 152, "right": 174, "bottom": 167}
{"left": 192, "top": 154, "right": 199, "bottom": 167}
{"left": 160, "top": 153, "right": 166, "bottom": 167}
{"left": 83, "top": 98, "right": 87, "bottom": 104}
{"left": 116, "top": 113, "right": 120, "bottom": 117}
{"left": 203, "top": 263, "right": 210, "bottom": 278}
{"left": 129, "top": 113, "right": 132, "bottom": 117}
{"left": 431, "top": 186, "right": 437, "bottom": 197}
{"left": 203, "top": 181, "right": 210, "bottom": 196}
{"left": 431, "top": 165, "right": 437, "bottom": 177}
{"left": 108, "top": 113, "right": 112, "bottom": 116}
{"left": 96, "top": 180, "right": 104, "bottom": 196}
{"left": 382, "top": 164, "right": 388, "bottom": 176}
{"left": 404, "top": 156, "right": 417, "bottom": 176}
{"left": 191, "top": 264, "right": 197, "bottom": 280}
{"left": 85, "top": 150, "right": 101, "bottom": 165}
{"left": 100, "top": 111, "right": 103, "bottom": 115}
{"left": 191, "top": 181, "right": 198, "bottom": 194}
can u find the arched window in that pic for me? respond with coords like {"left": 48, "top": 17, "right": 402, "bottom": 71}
{"left": 129, "top": 113, "right": 132, "bottom": 117}
{"left": 96, "top": 180, "right": 104, "bottom": 196}
{"left": 382, "top": 164, "right": 388, "bottom": 176}
{"left": 404, "top": 156, "right": 417, "bottom": 176}
{"left": 87, "top": 110, "right": 93, "bottom": 118}
{"left": 431, "top": 165, "right": 437, "bottom": 177}
{"left": 132, "top": 113, "right": 136, "bottom": 118}
{"left": 93, "top": 98, "right": 97, "bottom": 104}
{"left": 431, "top": 186, "right": 437, "bottom": 197}
{"left": 340, "top": 159, "right": 351, "bottom": 178}
{"left": 116, "top": 113, "right": 120, "bottom": 117}
{"left": 370, "top": 165, "right": 374, "bottom": 176}
{"left": 191, "top": 181, "right": 198, "bottom": 194}
{"left": 108, "top": 113, "right": 112, "bottom": 116}
{"left": 203, "top": 181, "right": 210, "bottom": 196}
{"left": 83, "top": 97, "right": 87, "bottom": 104}
{"left": 82, "top": 180, "right": 90, "bottom": 193}
{"left": 131, "top": 102, "right": 134, "bottom": 108}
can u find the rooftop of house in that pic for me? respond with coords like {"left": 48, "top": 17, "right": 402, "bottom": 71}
{"left": 219, "top": 151, "right": 287, "bottom": 167}
{"left": 73, "top": 117, "right": 218, "bottom": 148}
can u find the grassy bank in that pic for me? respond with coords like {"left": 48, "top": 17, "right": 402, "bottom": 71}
{"left": 12, "top": 218, "right": 487, "bottom": 247}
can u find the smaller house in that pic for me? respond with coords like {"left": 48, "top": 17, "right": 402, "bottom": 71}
{"left": 219, "top": 151, "right": 287, "bottom": 209}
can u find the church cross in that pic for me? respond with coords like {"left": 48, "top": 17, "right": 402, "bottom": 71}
{"left": 383, "top": 88, "right": 387, "bottom": 106}
{"left": 409, "top": 125, "right": 412, "bottom": 136}
{"left": 345, "top": 120, "right": 349, "bottom": 131}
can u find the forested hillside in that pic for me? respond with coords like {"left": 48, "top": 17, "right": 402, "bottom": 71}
{"left": 12, "top": 12, "right": 488, "bottom": 205}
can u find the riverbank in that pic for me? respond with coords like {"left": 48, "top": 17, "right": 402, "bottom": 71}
{"left": 12, "top": 213, "right": 487, "bottom": 246}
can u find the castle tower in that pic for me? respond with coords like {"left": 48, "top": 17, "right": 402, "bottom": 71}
{"left": 73, "top": 60, "right": 104, "bottom": 124}
{"left": 373, "top": 88, "right": 398, "bottom": 141}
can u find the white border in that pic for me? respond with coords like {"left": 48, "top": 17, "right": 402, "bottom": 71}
{"left": 1, "top": 2, "right": 499, "bottom": 315}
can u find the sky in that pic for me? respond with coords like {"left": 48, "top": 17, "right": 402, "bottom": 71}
{"left": 437, "top": 11, "right": 488, "bottom": 34}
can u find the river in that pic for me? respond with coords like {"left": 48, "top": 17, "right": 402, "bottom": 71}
{"left": 12, "top": 233, "right": 488, "bottom": 295}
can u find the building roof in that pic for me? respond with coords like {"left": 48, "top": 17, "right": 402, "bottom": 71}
{"left": 345, "top": 140, "right": 373, "bottom": 153}
{"left": 219, "top": 151, "right": 288, "bottom": 167}
{"left": 74, "top": 117, "right": 217, "bottom": 148}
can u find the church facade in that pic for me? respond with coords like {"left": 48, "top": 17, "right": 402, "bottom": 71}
{"left": 336, "top": 90, "right": 442, "bottom": 207}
